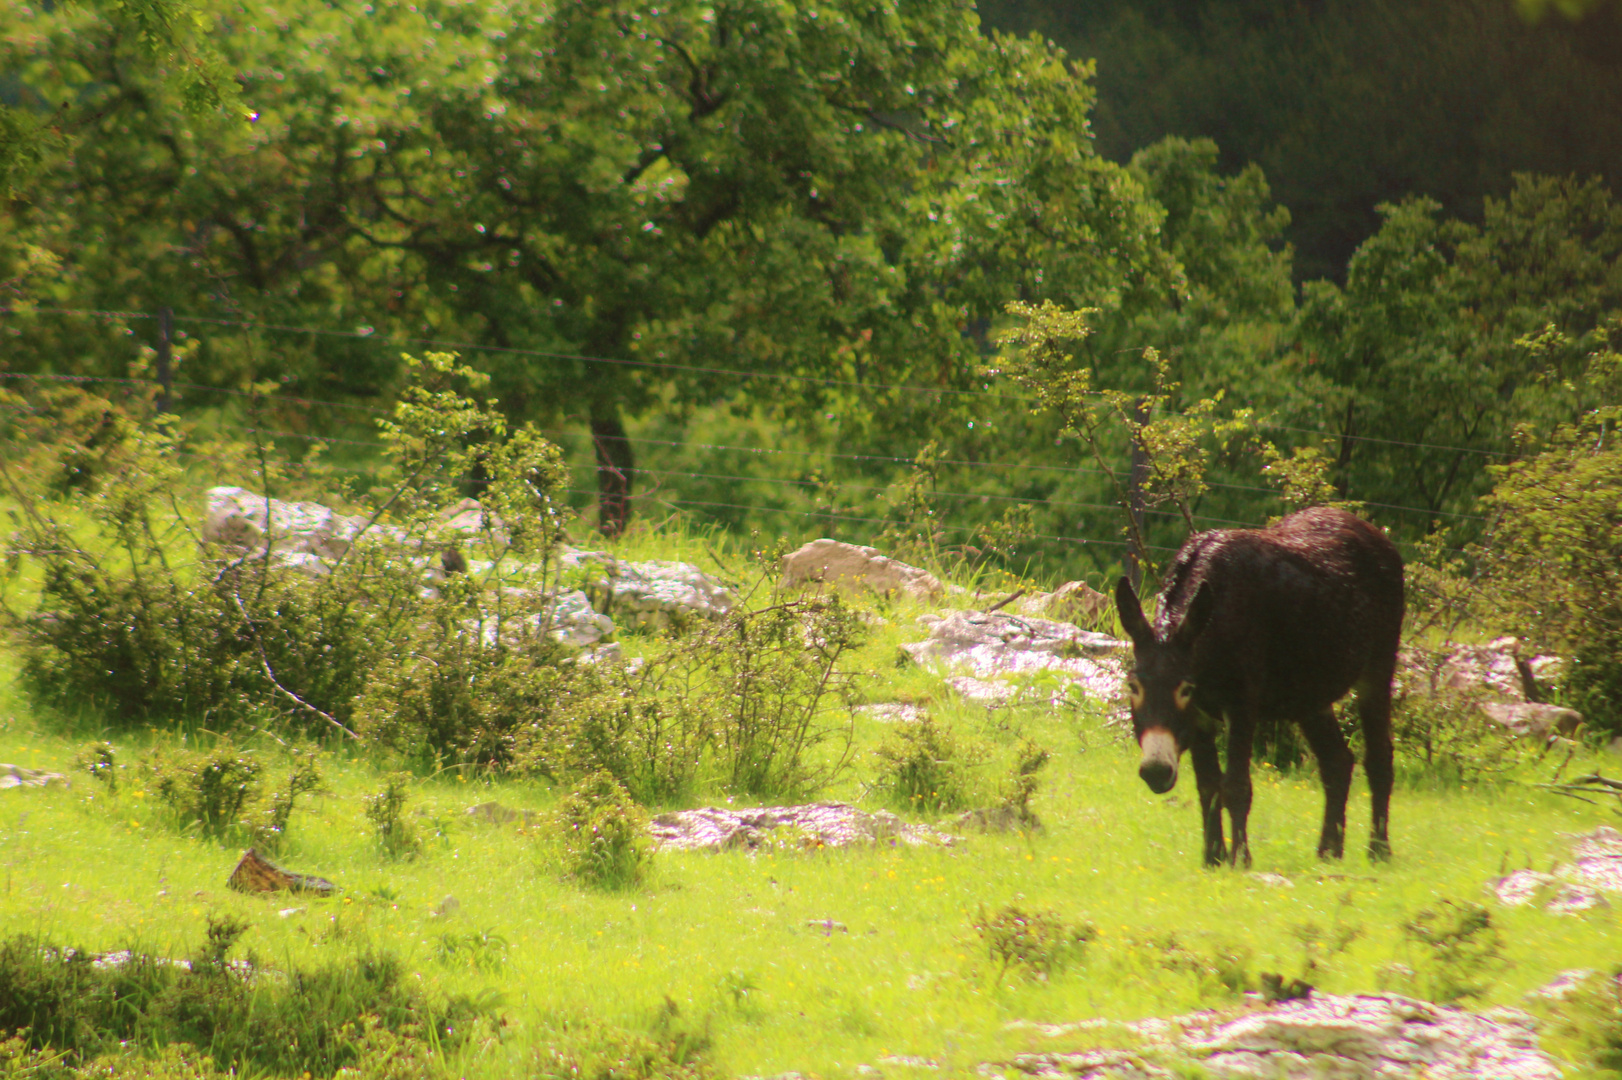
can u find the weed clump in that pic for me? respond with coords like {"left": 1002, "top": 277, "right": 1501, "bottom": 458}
{"left": 0, "top": 928, "right": 479, "bottom": 1077}
{"left": 364, "top": 776, "right": 421, "bottom": 860}
{"left": 555, "top": 772, "right": 650, "bottom": 889}
{"left": 972, "top": 904, "right": 1095, "bottom": 981}
{"left": 872, "top": 715, "right": 986, "bottom": 814}
{"left": 1392, "top": 900, "right": 1506, "bottom": 1004}
{"left": 146, "top": 745, "right": 263, "bottom": 838}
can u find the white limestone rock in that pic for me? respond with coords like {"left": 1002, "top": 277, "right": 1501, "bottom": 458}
{"left": 780, "top": 539, "right": 943, "bottom": 601}
{"left": 586, "top": 559, "right": 734, "bottom": 630}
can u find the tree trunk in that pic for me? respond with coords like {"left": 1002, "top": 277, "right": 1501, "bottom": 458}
{"left": 591, "top": 409, "right": 635, "bottom": 537}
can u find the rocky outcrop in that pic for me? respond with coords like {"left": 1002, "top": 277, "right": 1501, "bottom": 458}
{"left": 1493, "top": 826, "right": 1622, "bottom": 912}
{"left": 205, "top": 486, "right": 371, "bottom": 560}
{"left": 780, "top": 539, "right": 944, "bottom": 601}
{"left": 584, "top": 559, "right": 734, "bottom": 630}
{"left": 902, "top": 611, "right": 1127, "bottom": 703}
{"left": 648, "top": 802, "right": 957, "bottom": 852}
{"left": 988, "top": 994, "right": 1559, "bottom": 1080}
{"left": 1, "top": 764, "right": 69, "bottom": 790}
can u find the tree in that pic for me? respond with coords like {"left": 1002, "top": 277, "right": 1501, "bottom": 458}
{"left": 1295, "top": 174, "right": 1622, "bottom": 537}
{"left": 1, "top": 0, "right": 1173, "bottom": 535}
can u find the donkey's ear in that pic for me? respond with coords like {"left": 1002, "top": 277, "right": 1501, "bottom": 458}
{"left": 1171, "top": 580, "right": 1216, "bottom": 646}
{"left": 1115, "top": 576, "right": 1153, "bottom": 648}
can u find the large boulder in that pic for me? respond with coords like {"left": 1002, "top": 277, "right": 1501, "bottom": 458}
{"left": 780, "top": 539, "right": 943, "bottom": 601}
{"left": 585, "top": 559, "right": 734, "bottom": 631}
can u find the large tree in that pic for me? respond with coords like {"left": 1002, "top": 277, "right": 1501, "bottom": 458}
{"left": 2, "top": 0, "right": 1173, "bottom": 533}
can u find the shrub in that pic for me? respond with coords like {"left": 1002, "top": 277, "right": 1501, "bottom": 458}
{"left": 1000, "top": 738, "right": 1051, "bottom": 825}
{"left": 144, "top": 745, "right": 264, "bottom": 838}
{"left": 972, "top": 904, "right": 1095, "bottom": 981}
{"left": 1396, "top": 900, "right": 1506, "bottom": 1004}
{"left": 1391, "top": 650, "right": 1527, "bottom": 783}
{"left": 872, "top": 715, "right": 986, "bottom": 814}
{"left": 364, "top": 776, "right": 421, "bottom": 860}
{"left": 555, "top": 772, "right": 650, "bottom": 889}
{"left": 0, "top": 929, "right": 479, "bottom": 1077}
{"left": 1, "top": 353, "right": 572, "bottom": 752}
{"left": 516, "top": 562, "right": 863, "bottom": 803}
{"left": 1482, "top": 333, "right": 1622, "bottom": 734}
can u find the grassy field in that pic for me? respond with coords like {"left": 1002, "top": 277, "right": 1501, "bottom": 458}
{"left": 3, "top": 526, "right": 1619, "bottom": 1078}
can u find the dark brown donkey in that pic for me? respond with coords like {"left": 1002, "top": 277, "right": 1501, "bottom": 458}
{"left": 1114, "top": 506, "right": 1404, "bottom": 867}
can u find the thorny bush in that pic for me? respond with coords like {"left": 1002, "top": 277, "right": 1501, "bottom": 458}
{"left": 0, "top": 353, "right": 572, "bottom": 753}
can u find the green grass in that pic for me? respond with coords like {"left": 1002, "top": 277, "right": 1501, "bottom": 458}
{"left": 3, "top": 633, "right": 1618, "bottom": 1078}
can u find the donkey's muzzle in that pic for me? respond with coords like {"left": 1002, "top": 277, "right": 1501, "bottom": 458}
{"left": 1138, "top": 728, "right": 1180, "bottom": 794}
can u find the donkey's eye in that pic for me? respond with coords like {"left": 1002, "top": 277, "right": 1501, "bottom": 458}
{"left": 1127, "top": 677, "right": 1145, "bottom": 708}
{"left": 1173, "top": 681, "right": 1195, "bottom": 710}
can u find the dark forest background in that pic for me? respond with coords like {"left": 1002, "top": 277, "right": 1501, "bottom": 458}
{"left": 978, "top": 0, "right": 1622, "bottom": 281}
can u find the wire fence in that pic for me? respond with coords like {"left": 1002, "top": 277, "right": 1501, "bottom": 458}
{"left": 0, "top": 304, "right": 1503, "bottom": 565}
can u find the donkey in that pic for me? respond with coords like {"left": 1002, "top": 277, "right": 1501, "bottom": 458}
{"left": 1114, "top": 506, "right": 1404, "bottom": 867}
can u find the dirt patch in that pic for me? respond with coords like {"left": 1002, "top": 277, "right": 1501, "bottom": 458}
{"left": 649, "top": 802, "right": 957, "bottom": 852}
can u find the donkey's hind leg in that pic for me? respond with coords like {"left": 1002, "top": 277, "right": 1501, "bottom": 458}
{"left": 1301, "top": 708, "right": 1354, "bottom": 859}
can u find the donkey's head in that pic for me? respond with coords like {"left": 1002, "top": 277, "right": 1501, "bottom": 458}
{"left": 1114, "top": 576, "right": 1215, "bottom": 794}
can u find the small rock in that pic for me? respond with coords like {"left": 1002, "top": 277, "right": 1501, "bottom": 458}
{"left": 807, "top": 919, "right": 848, "bottom": 935}
{"left": 780, "top": 539, "right": 943, "bottom": 601}
{"left": 277, "top": 907, "right": 305, "bottom": 919}
{"left": 227, "top": 848, "right": 337, "bottom": 895}
{"left": 1530, "top": 969, "right": 1596, "bottom": 1000}
{"left": 954, "top": 806, "right": 1036, "bottom": 833}
{"left": 434, "top": 895, "right": 460, "bottom": 917}
{"left": 854, "top": 703, "right": 926, "bottom": 724}
{"left": 585, "top": 560, "right": 734, "bottom": 629}
{"left": 465, "top": 801, "right": 540, "bottom": 826}
{"left": 0, "top": 764, "right": 69, "bottom": 790}
{"left": 1493, "top": 869, "right": 1556, "bottom": 906}
{"left": 904, "top": 611, "right": 1127, "bottom": 704}
{"left": 1482, "top": 702, "right": 1583, "bottom": 741}
{"left": 1016, "top": 581, "right": 1111, "bottom": 626}
{"left": 1249, "top": 873, "right": 1295, "bottom": 888}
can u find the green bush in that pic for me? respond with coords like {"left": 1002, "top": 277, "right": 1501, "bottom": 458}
{"left": 1390, "top": 654, "right": 1527, "bottom": 783}
{"left": 2, "top": 353, "right": 572, "bottom": 753}
{"left": 972, "top": 904, "right": 1095, "bottom": 981}
{"left": 871, "top": 715, "right": 986, "bottom": 814}
{"left": 555, "top": 772, "right": 650, "bottom": 890}
{"left": 1394, "top": 900, "right": 1506, "bottom": 1004}
{"left": 145, "top": 745, "right": 264, "bottom": 839}
{"left": 364, "top": 776, "right": 421, "bottom": 861}
{"left": 1483, "top": 333, "right": 1622, "bottom": 734}
{"left": 0, "top": 930, "right": 479, "bottom": 1077}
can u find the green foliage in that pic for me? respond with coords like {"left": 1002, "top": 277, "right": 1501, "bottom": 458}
{"left": 1297, "top": 177, "right": 1622, "bottom": 537}
{"left": 145, "top": 745, "right": 263, "bottom": 839}
{"left": 871, "top": 715, "right": 987, "bottom": 815}
{"left": 555, "top": 772, "right": 651, "bottom": 890}
{"left": 972, "top": 904, "right": 1095, "bottom": 982}
{"left": 73, "top": 742, "right": 118, "bottom": 794}
{"left": 364, "top": 775, "right": 420, "bottom": 861}
{"left": 432, "top": 929, "right": 508, "bottom": 974}
{"left": 1000, "top": 739, "right": 1051, "bottom": 826}
{"left": 261, "top": 751, "right": 323, "bottom": 849}
{"left": 1482, "top": 334, "right": 1622, "bottom": 732}
{"left": 0, "top": 931, "right": 476, "bottom": 1077}
{"left": 1396, "top": 901, "right": 1507, "bottom": 1004}
{"left": 522, "top": 568, "right": 863, "bottom": 802}
{"left": 3, "top": 357, "right": 572, "bottom": 754}
{"left": 530, "top": 1012, "right": 710, "bottom": 1080}
{"left": 1390, "top": 657, "right": 1527, "bottom": 784}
